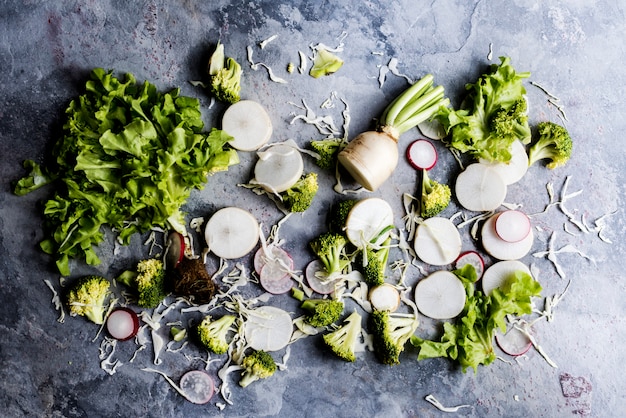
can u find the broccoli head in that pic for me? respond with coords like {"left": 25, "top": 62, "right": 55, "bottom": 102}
{"left": 208, "top": 41, "right": 242, "bottom": 104}
{"left": 420, "top": 169, "right": 451, "bottom": 219}
{"left": 328, "top": 199, "right": 358, "bottom": 233}
{"left": 66, "top": 275, "right": 110, "bottom": 325}
{"left": 489, "top": 98, "right": 532, "bottom": 145}
{"left": 528, "top": 121, "right": 573, "bottom": 169}
{"left": 354, "top": 237, "right": 391, "bottom": 287}
{"left": 197, "top": 314, "right": 236, "bottom": 355}
{"left": 117, "top": 258, "right": 168, "bottom": 309}
{"left": 300, "top": 298, "right": 344, "bottom": 327}
{"left": 369, "top": 310, "right": 419, "bottom": 365}
{"left": 323, "top": 310, "right": 363, "bottom": 362}
{"left": 281, "top": 172, "right": 319, "bottom": 213}
{"left": 309, "top": 232, "right": 351, "bottom": 277}
{"left": 239, "top": 350, "right": 277, "bottom": 388}
{"left": 309, "top": 138, "right": 347, "bottom": 170}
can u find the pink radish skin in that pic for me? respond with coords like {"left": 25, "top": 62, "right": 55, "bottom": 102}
{"left": 254, "top": 246, "right": 293, "bottom": 276}
{"left": 305, "top": 260, "right": 338, "bottom": 295}
{"left": 259, "top": 262, "right": 294, "bottom": 294}
{"left": 454, "top": 251, "right": 485, "bottom": 280}
{"left": 179, "top": 370, "right": 215, "bottom": 404}
{"left": 495, "top": 326, "right": 533, "bottom": 356}
{"left": 495, "top": 210, "right": 531, "bottom": 243}
{"left": 106, "top": 308, "right": 140, "bottom": 341}
{"left": 407, "top": 139, "right": 438, "bottom": 171}
{"left": 165, "top": 231, "right": 186, "bottom": 269}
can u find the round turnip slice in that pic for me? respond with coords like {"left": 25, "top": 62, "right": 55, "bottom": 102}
{"left": 495, "top": 325, "right": 533, "bottom": 356}
{"left": 305, "top": 259, "right": 339, "bottom": 295}
{"left": 345, "top": 198, "right": 394, "bottom": 247}
{"left": 481, "top": 260, "right": 532, "bottom": 296}
{"left": 106, "top": 308, "right": 139, "bottom": 341}
{"left": 414, "top": 271, "right": 466, "bottom": 319}
{"left": 478, "top": 140, "right": 529, "bottom": 185}
{"left": 244, "top": 306, "right": 293, "bottom": 352}
{"left": 455, "top": 163, "right": 507, "bottom": 212}
{"left": 369, "top": 284, "right": 401, "bottom": 312}
{"left": 254, "top": 144, "right": 304, "bottom": 193}
{"left": 481, "top": 214, "right": 534, "bottom": 261}
{"left": 418, "top": 118, "right": 447, "bottom": 140}
{"left": 205, "top": 207, "right": 259, "bottom": 259}
{"left": 259, "top": 261, "right": 294, "bottom": 295}
{"left": 222, "top": 100, "right": 273, "bottom": 151}
{"left": 454, "top": 250, "right": 485, "bottom": 279}
{"left": 414, "top": 217, "right": 462, "bottom": 266}
{"left": 165, "top": 231, "right": 186, "bottom": 269}
{"left": 406, "top": 139, "right": 438, "bottom": 171}
{"left": 179, "top": 370, "right": 215, "bottom": 404}
{"left": 495, "top": 210, "right": 531, "bottom": 243}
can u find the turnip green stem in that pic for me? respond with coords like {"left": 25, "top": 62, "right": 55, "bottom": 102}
{"left": 382, "top": 74, "right": 434, "bottom": 127}
{"left": 394, "top": 98, "right": 450, "bottom": 135}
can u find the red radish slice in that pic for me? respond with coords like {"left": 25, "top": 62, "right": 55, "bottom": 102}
{"left": 106, "top": 308, "right": 139, "bottom": 341}
{"left": 259, "top": 262, "right": 294, "bottom": 294}
{"left": 204, "top": 207, "right": 260, "bottom": 259}
{"left": 305, "top": 260, "right": 338, "bottom": 295}
{"left": 495, "top": 210, "right": 531, "bottom": 243}
{"left": 369, "top": 284, "right": 400, "bottom": 312}
{"left": 165, "top": 231, "right": 186, "bottom": 269}
{"left": 414, "top": 217, "right": 462, "bottom": 266}
{"left": 495, "top": 326, "right": 532, "bottom": 356}
{"left": 481, "top": 215, "right": 534, "bottom": 261}
{"left": 179, "top": 370, "right": 215, "bottom": 404}
{"left": 454, "top": 251, "right": 485, "bottom": 279}
{"left": 482, "top": 260, "right": 532, "bottom": 296}
{"left": 407, "top": 139, "right": 438, "bottom": 171}
{"left": 455, "top": 163, "right": 507, "bottom": 212}
{"left": 414, "top": 271, "right": 466, "bottom": 319}
{"left": 254, "top": 246, "right": 293, "bottom": 275}
{"left": 244, "top": 306, "right": 293, "bottom": 351}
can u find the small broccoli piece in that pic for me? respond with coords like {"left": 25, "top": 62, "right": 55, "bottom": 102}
{"left": 528, "top": 121, "right": 573, "bottom": 169}
{"left": 354, "top": 237, "right": 391, "bottom": 287}
{"left": 197, "top": 314, "right": 236, "bottom": 355}
{"left": 300, "top": 298, "right": 344, "bottom": 327}
{"left": 208, "top": 41, "right": 242, "bottom": 104}
{"left": 117, "top": 258, "right": 168, "bottom": 309}
{"left": 309, "top": 232, "right": 351, "bottom": 277}
{"left": 369, "top": 310, "right": 419, "bottom": 365}
{"left": 239, "top": 350, "right": 277, "bottom": 388}
{"left": 489, "top": 99, "right": 532, "bottom": 145}
{"left": 328, "top": 199, "right": 358, "bottom": 233}
{"left": 309, "top": 138, "right": 347, "bottom": 170}
{"left": 323, "top": 310, "right": 363, "bottom": 362}
{"left": 281, "top": 172, "right": 319, "bottom": 213}
{"left": 420, "top": 169, "right": 451, "bottom": 218}
{"left": 66, "top": 275, "right": 110, "bottom": 325}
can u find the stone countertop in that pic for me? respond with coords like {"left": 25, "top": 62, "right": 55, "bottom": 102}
{"left": 1, "top": 1, "right": 624, "bottom": 417}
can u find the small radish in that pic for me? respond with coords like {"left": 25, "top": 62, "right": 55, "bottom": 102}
{"left": 481, "top": 260, "right": 532, "bottom": 297}
{"left": 418, "top": 119, "right": 447, "bottom": 140}
{"left": 369, "top": 284, "right": 401, "bottom": 312}
{"left": 179, "top": 370, "right": 215, "bottom": 404}
{"left": 481, "top": 214, "right": 534, "bottom": 261}
{"left": 478, "top": 140, "right": 529, "bottom": 185}
{"left": 414, "top": 217, "right": 462, "bottom": 266}
{"left": 259, "top": 261, "right": 294, "bottom": 294}
{"left": 305, "top": 259, "right": 338, "bottom": 295}
{"left": 406, "top": 139, "right": 438, "bottom": 171}
{"left": 454, "top": 251, "right": 485, "bottom": 279}
{"left": 244, "top": 306, "right": 293, "bottom": 352}
{"left": 204, "top": 207, "right": 259, "bottom": 260}
{"left": 254, "top": 246, "right": 293, "bottom": 276}
{"left": 254, "top": 144, "right": 304, "bottom": 193}
{"left": 165, "top": 231, "right": 185, "bottom": 269}
{"left": 495, "top": 326, "right": 532, "bottom": 356}
{"left": 494, "top": 210, "right": 531, "bottom": 243}
{"left": 414, "top": 270, "right": 466, "bottom": 320}
{"left": 345, "top": 198, "right": 394, "bottom": 247}
{"left": 106, "top": 308, "right": 140, "bottom": 341}
{"left": 222, "top": 100, "right": 273, "bottom": 151}
{"left": 455, "top": 163, "right": 507, "bottom": 212}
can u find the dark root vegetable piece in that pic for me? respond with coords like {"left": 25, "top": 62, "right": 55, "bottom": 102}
{"left": 170, "top": 258, "right": 217, "bottom": 304}
{"left": 106, "top": 307, "right": 140, "bottom": 341}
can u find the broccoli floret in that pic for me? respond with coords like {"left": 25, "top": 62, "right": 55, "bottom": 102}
{"left": 197, "top": 314, "right": 236, "bottom": 355}
{"left": 239, "top": 350, "right": 277, "bottom": 388}
{"left": 309, "top": 138, "right": 347, "bottom": 170}
{"left": 309, "top": 232, "right": 351, "bottom": 277}
{"left": 117, "top": 258, "right": 168, "bottom": 309}
{"left": 208, "top": 41, "right": 242, "bottom": 104}
{"left": 369, "top": 310, "right": 419, "bottom": 365}
{"left": 300, "top": 298, "right": 344, "bottom": 327}
{"left": 66, "top": 275, "right": 110, "bottom": 325}
{"left": 323, "top": 310, "right": 363, "bottom": 362}
{"left": 281, "top": 172, "right": 319, "bottom": 213}
{"left": 328, "top": 199, "right": 358, "bottom": 233}
{"left": 528, "top": 121, "right": 573, "bottom": 169}
{"left": 489, "top": 99, "right": 532, "bottom": 145}
{"left": 354, "top": 237, "right": 391, "bottom": 287}
{"left": 420, "top": 169, "right": 451, "bottom": 218}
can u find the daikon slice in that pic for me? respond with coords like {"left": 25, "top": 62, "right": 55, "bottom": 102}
{"left": 478, "top": 140, "right": 529, "bottom": 185}
{"left": 222, "top": 100, "right": 273, "bottom": 151}
{"left": 254, "top": 144, "right": 304, "bottom": 193}
{"left": 369, "top": 284, "right": 400, "bottom": 312}
{"left": 244, "top": 306, "right": 293, "bottom": 351}
{"left": 414, "top": 217, "right": 462, "bottom": 266}
{"left": 414, "top": 271, "right": 466, "bottom": 319}
{"left": 481, "top": 214, "right": 534, "bottom": 261}
{"left": 205, "top": 207, "right": 259, "bottom": 259}
{"left": 345, "top": 198, "right": 394, "bottom": 247}
{"left": 455, "top": 163, "right": 507, "bottom": 212}
{"left": 481, "top": 260, "right": 532, "bottom": 296}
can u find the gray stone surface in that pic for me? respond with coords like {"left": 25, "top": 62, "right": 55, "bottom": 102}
{"left": 1, "top": 1, "right": 625, "bottom": 417}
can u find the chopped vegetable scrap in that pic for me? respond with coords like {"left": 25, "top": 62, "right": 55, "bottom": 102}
{"left": 208, "top": 41, "right": 243, "bottom": 104}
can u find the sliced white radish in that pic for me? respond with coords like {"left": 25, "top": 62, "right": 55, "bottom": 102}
{"left": 345, "top": 198, "right": 394, "bottom": 247}
{"left": 259, "top": 262, "right": 294, "bottom": 294}
{"left": 414, "top": 270, "right": 466, "bottom": 320}
{"left": 406, "top": 139, "right": 438, "bottom": 171}
{"left": 305, "top": 259, "right": 341, "bottom": 295}
{"left": 179, "top": 370, "right": 215, "bottom": 404}
{"left": 414, "top": 217, "right": 462, "bottom": 266}
{"left": 454, "top": 251, "right": 485, "bottom": 280}
{"left": 481, "top": 260, "right": 532, "bottom": 297}
{"left": 222, "top": 100, "right": 273, "bottom": 151}
{"left": 478, "top": 140, "right": 529, "bottom": 185}
{"left": 254, "top": 144, "right": 304, "bottom": 193}
{"left": 494, "top": 210, "right": 531, "bottom": 243}
{"left": 165, "top": 231, "right": 185, "bottom": 269}
{"left": 418, "top": 118, "right": 447, "bottom": 140}
{"left": 495, "top": 326, "right": 532, "bottom": 356}
{"left": 244, "top": 306, "right": 293, "bottom": 352}
{"left": 106, "top": 308, "right": 140, "bottom": 341}
{"left": 481, "top": 214, "right": 534, "bottom": 261}
{"left": 369, "top": 284, "right": 400, "bottom": 312}
{"left": 254, "top": 245, "right": 293, "bottom": 275}
{"left": 205, "top": 207, "right": 259, "bottom": 259}
{"left": 455, "top": 163, "right": 507, "bottom": 212}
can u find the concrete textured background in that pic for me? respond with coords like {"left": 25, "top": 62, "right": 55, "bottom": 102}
{"left": 1, "top": 1, "right": 624, "bottom": 417}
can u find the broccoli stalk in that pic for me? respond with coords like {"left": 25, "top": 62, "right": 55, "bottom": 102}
{"left": 208, "top": 41, "right": 242, "bottom": 104}
{"left": 369, "top": 310, "right": 419, "bottom": 365}
{"left": 239, "top": 350, "right": 277, "bottom": 388}
{"left": 66, "top": 275, "right": 111, "bottom": 325}
{"left": 309, "top": 232, "right": 351, "bottom": 277}
{"left": 280, "top": 172, "right": 319, "bottom": 213}
{"left": 420, "top": 169, "right": 451, "bottom": 219}
{"left": 309, "top": 137, "right": 348, "bottom": 170}
{"left": 197, "top": 314, "right": 236, "bottom": 355}
{"left": 300, "top": 298, "right": 344, "bottom": 327}
{"left": 354, "top": 237, "right": 391, "bottom": 287}
{"left": 323, "top": 310, "right": 363, "bottom": 362}
{"left": 117, "top": 258, "right": 168, "bottom": 309}
{"left": 528, "top": 121, "right": 573, "bottom": 169}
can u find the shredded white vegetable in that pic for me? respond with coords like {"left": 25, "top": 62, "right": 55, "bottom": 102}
{"left": 99, "top": 337, "right": 122, "bottom": 375}
{"left": 259, "top": 34, "right": 278, "bottom": 49}
{"left": 43, "top": 279, "right": 66, "bottom": 323}
{"left": 424, "top": 394, "right": 471, "bottom": 413}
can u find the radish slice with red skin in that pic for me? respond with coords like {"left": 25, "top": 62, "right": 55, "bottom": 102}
{"left": 495, "top": 326, "right": 533, "bottom": 356}
{"left": 369, "top": 284, "right": 400, "bottom": 312}
{"left": 414, "top": 217, "right": 462, "bottom": 266}
{"left": 495, "top": 210, "right": 531, "bottom": 243}
{"left": 259, "top": 262, "right": 294, "bottom": 294}
{"left": 179, "top": 370, "right": 215, "bottom": 404}
{"left": 254, "top": 246, "right": 293, "bottom": 276}
{"left": 414, "top": 271, "right": 466, "bottom": 319}
{"left": 106, "top": 308, "right": 140, "bottom": 341}
{"left": 305, "top": 260, "right": 338, "bottom": 295}
{"left": 165, "top": 231, "right": 186, "bottom": 269}
{"left": 481, "top": 214, "right": 534, "bottom": 261}
{"left": 454, "top": 251, "right": 485, "bottom": 279}
{"left": 406, "top": 139, "right": 438, "bottom": 171}
{"left": 482, "top": 260, "right": 532, "bottom": 297}
{"left": 455, "top": 163, "right": 507, "bottom": 212}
